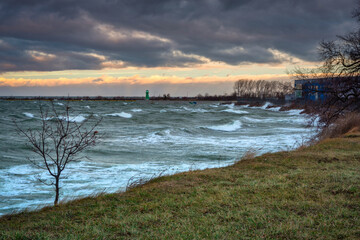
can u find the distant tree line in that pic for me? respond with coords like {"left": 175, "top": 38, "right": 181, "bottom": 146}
{"left": 195, "top": 92, "right": 237, "bottom": 101}
{"left": 233, "top": 79, "right": 293, "bottom": 99}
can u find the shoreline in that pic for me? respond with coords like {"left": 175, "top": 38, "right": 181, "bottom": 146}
{"left": 0, "top": 101, "right": 316, "bottom": 217}
{"left": 1, "top": 131, "right": 359, "bottom": 238}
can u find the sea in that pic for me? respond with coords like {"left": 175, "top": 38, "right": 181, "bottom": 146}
{"left": 0, "top": 100, "right": 316, "bottom": 215}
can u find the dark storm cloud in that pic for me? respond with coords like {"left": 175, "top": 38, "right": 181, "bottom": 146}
{"left": 0, "top": 0, "right": 357, "bottom": 71}
{"left": 0, "top": 38, "right": 104, "bottom": 71}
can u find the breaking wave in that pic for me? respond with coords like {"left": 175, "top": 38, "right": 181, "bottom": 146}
{"left": 23, "top": 112, "right": 34, "bottom": 118}
{"left": 106, "top": 112, "right": 132, "bottom": 118}
{"left": 206, "top": 120, "right": 242, "bottom": 132}
{"left": 222, "top": 109, "right": 248, "bottom": 114}
{"left": 58, "top": 115, "right": 87, "bottom": 123}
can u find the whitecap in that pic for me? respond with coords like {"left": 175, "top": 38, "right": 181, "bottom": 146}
{"left": 182, "top": 106, "right": 209, "bottom": 113}
{"left": 226, "top": 103, "right": 235, "bottom": 108}
{"left": 106, "top": 112, "right": 132, "bottom": 118}
{"left": 160, "top": 109, "right": 167, "bottom": 113}
{"left": 85, "top": 106, "right": 91, "bottom": 109}
{"left": 242, "top": 116, "right": 263, "bottom": 123}
{"left": 58, "top": 115, "right": 86, "bottom": 123}
{"left": 261, "top": 102, "right": 273, "bottom": 109}
{"left": 267, "top": 106, "right": 281, "bottom": 111}
{"left": 312, "top": 116, "right": 321, "bottom": 127}
{"left": 55, "top": 102, "right": 64, "bottom": 106}
{"left": 137, "top": 129, "right": 173, "bottom": 144}
{"left": 286, "top": 109, "right": 303, "bottom": 115}
{"left": 69, "top": 116, "right": 86, "bottom": 122}
{"left": 222, "top": 109, "right": 248, "bottom": 114}
{"left": 23, "top": 112, "right": 34, "bottom": 118}
{"left": 6, "top": 164, "right": 36, "bottom": 175}
{"left": 206, "top": 120, "right": 242, "bottom": 132}
{"left": 131, "top": 109, "right": 142, "bottom": 112}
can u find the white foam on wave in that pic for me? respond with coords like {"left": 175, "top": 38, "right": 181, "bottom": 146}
{"left": 222, "top": 109, "right": 248, "bottom": 114}
{"left": 131, "top": 109, "right": 142, "bottom": 112}
{"left": 267, "top": 106, "right": 281, "bottom": 111}
{"left": 242, "top": 116, "right": 263, "bottom": 123}
{"left": 245, "top": 102, "right": 273, "bottom": 110}
{"left": 55, "top": 102, "right": 64, "bottom": 106}
{"left": 43, "top": 115, "right": 87, "bottom": 122}
{"left": 312, "top": 116, "right": 321, "bottom": 127}
{"left": 226, "top": 103, "right": 235, "bottom": 108}
{"left": 160, "top": 109, "right": 167, "bottom": 113}
{"left": 207, "top": 120, "right": 242, "bottom": 132}
{"left": 148, "top": 129, "right": 172, "bottom": 142}
{"left": 261, "top": 102, "right": 272, "bottom": 109}
{"left": 69, "top": 116, "right": 86, "bottom": 123}
{"left": 23, "top": 112, "right": 34, "bottom": 118}
{"left": 85, "top": 106, "right": 91, "bottom": 109}
{"left": 0, "top": 164, "right": 50, "bottom": 198}
{"left": 242, "top": 115, "right": 309, "bottom": 125}
{"left": 59, "top": 115, "right": 86, "bottom": 123}
{"left": 134, "top": 129, "right": 175, "bottom": 144}
{"left": 182, "top": 106, "right": 209, "bottom": 113}
{"left": 286, "top": 109, "right": 303, "bottom": 115}
{"left": 106, "top": 112, "right": 132, "bottom": 118}
{"left": 6, "top": 164, "right": 37, "bottom": 175}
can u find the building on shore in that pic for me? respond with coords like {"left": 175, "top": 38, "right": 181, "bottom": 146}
{"left": 294, "top": 78, "right": 329, "bottom": 101}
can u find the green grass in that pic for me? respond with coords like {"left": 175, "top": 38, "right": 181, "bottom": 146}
{"left": 1, "top": 134, "right": 360, "bottom": 239}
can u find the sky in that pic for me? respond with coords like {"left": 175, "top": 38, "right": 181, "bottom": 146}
{"left": 0, "top": 0, "right": 358, "bottom": 96}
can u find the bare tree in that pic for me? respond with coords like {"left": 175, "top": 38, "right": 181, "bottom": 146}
{"left": 14, "top": 102, "right": 101, "bottom": 205}
{"left": 288, "top": 4, "right": 360, "bottom": 125}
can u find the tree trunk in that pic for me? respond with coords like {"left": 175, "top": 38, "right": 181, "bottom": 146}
{"left": 54, "top": 176, "right": 59, "bottom": 205}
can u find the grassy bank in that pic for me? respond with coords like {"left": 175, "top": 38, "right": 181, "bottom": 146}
{"left": 1, "top": 132, "right": 360, "bottom": 239}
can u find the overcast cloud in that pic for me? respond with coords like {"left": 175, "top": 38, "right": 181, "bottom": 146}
{"left": 0, "top": 0, "right": 357, "bottom": 72}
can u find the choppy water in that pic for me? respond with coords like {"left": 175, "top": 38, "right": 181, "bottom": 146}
{"left": 0, "top": 100, "right": 315, "bottom": 215}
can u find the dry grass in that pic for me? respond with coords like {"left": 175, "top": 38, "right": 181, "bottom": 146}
{"left": 126, "top": 169, "right": 168, "bottom": 191}
{"left": 239, "top": 148, "right": 258, "bottom": 161}
{"left": 318, "top": 112, "right": 360, "bottom": 140}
